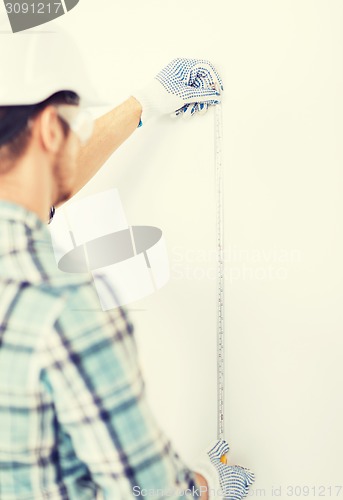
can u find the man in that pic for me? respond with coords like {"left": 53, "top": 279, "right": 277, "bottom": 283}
{"left": 0, "top": 27, "right": 254, "bottom": 499}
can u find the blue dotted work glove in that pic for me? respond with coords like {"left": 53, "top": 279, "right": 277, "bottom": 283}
{"left": 131, "top": 58, "right": 224, "bottom": 126}
{"left": 192, "top": 440, "right": 255, "bottom": 499}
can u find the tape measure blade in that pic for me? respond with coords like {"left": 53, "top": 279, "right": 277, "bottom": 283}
{"left": 215, "top": 102, "right": 225, "bottom": 441}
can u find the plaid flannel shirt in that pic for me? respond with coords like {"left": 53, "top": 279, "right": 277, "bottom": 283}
{"left": 0, "top": 200, "right": 199, "bottom": 500}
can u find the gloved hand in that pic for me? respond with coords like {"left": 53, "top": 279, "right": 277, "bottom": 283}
{"left": 131, "top": 58, "right": 224, "bottom": 126}
{"left": 192, "top": 440, "right": 255, "bottom": 499}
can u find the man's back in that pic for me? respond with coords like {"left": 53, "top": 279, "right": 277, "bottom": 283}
{"left": 0, "top": 200, "right": 197, "bottom": 500}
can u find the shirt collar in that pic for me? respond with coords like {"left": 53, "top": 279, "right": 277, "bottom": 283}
{"left": 0, "top": 199, "right": 50, "bottom": 237}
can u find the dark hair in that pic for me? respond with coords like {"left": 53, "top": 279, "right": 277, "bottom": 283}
{"left": 0, "top": 90, "right": 80, "bottom": 171}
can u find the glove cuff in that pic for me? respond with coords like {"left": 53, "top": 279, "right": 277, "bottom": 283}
{"left": 190, "top": 454, "right": 224, "bottom": 499}
{"left": 131, "top": 78, "right": 184, "bottom": 126}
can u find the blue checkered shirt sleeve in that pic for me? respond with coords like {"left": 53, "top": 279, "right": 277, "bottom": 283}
{"left": 39, "top": 282, "right": 198, "bottom": 499}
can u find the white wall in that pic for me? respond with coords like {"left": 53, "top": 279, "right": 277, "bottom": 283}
{"left": 4, "top": 1, "right": 343, "bottom": 497}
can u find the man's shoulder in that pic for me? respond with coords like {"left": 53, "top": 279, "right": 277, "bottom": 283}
{"left": 37, "top": 278, "right": 133, "bottom": 348}
{"left": 0, "top": 276, "right": 97, "bottom": 342}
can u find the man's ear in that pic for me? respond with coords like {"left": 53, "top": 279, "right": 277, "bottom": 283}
{"left": 37, "top": 106, "right": 65, "bottom": 154}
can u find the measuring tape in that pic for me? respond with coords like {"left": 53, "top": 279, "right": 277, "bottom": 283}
{"left": 215, "top": 99, "right": 224, "bottom": 440}
{"left": 214, "top": 88, "right": 228, "bottom": 464}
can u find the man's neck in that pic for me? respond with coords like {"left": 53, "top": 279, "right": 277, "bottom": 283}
{"left": 0, "top": 154, "right": 53, "bottom": 223}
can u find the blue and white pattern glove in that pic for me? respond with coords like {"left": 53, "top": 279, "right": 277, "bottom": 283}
{"left": 192, "top": 440, "right": 255, "bottom": 499}
{"left": 131, "top": 58, "right": 224, "bottom": 125}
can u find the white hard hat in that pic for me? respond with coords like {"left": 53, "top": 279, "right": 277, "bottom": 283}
{"left": 0, "top": 23, "right": 106, "bottom": 107}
